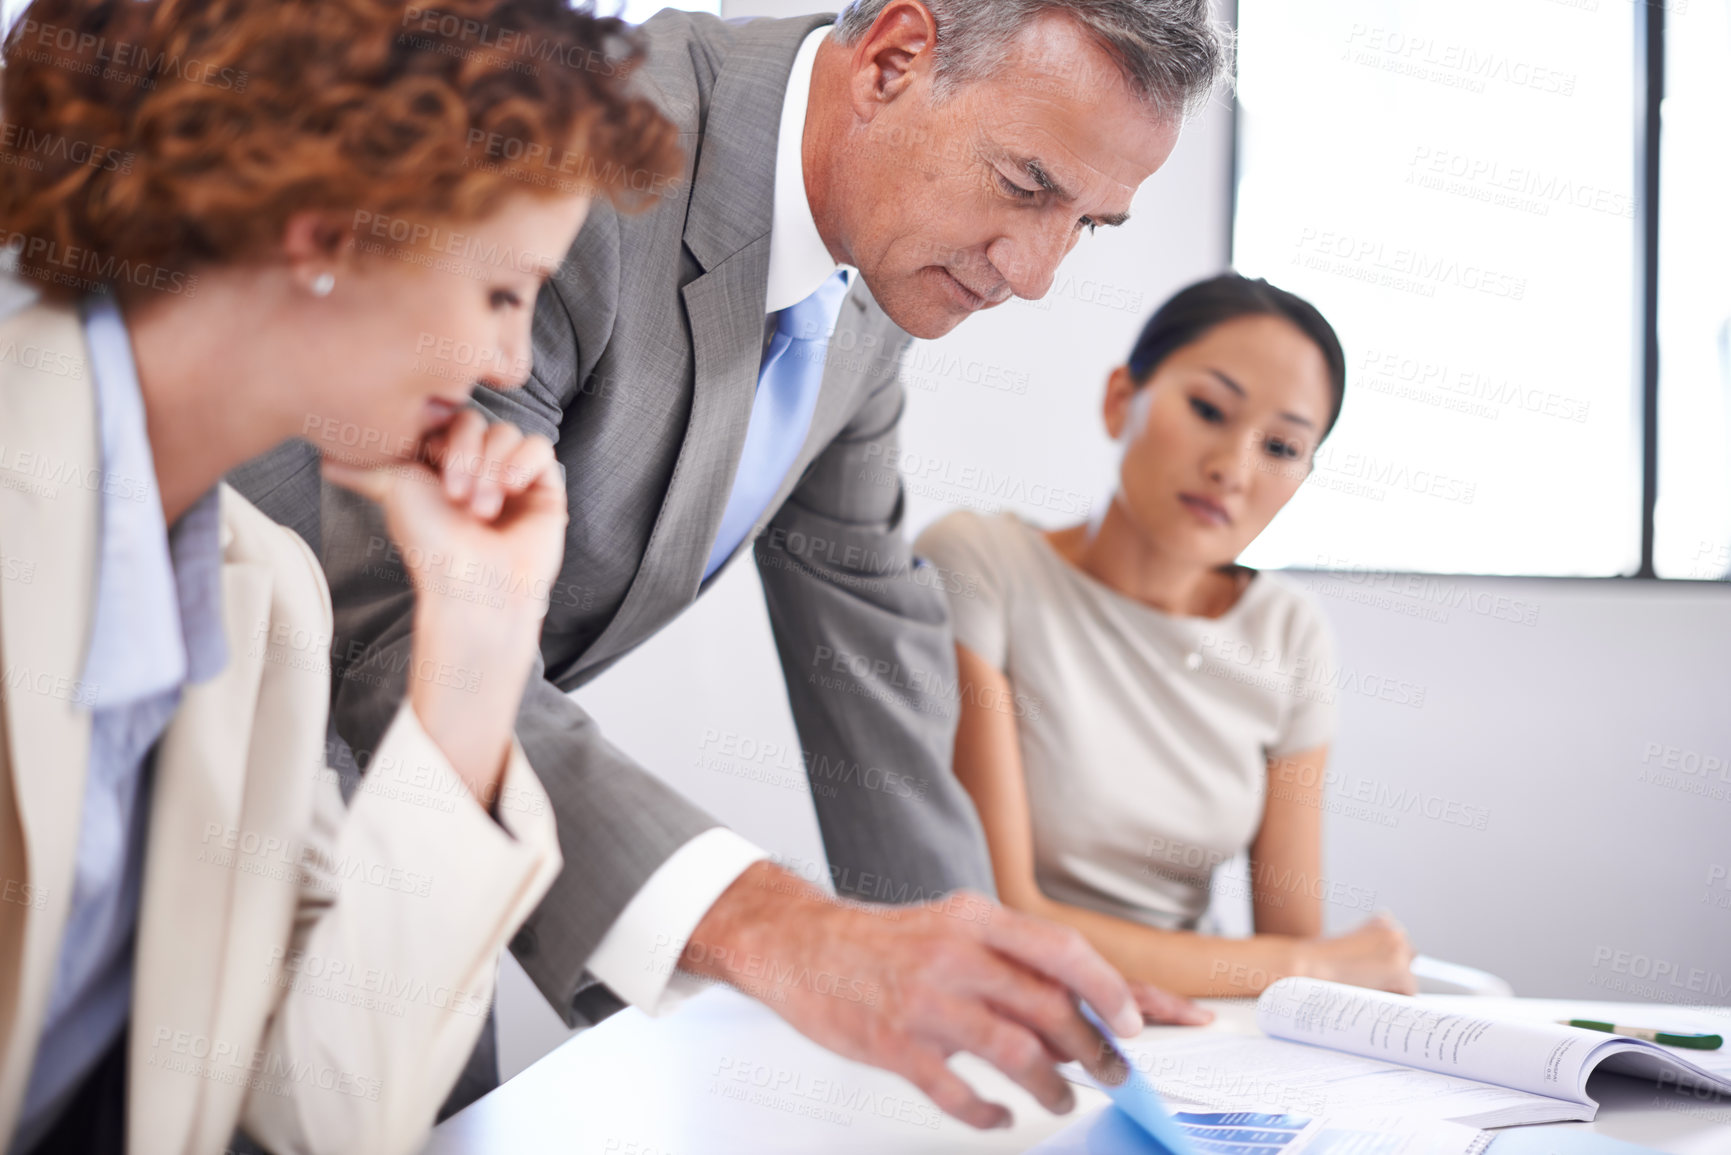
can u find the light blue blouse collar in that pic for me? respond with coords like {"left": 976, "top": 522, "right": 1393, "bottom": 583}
{"left": 78, "top": 293, "right": 226, "bottom": 710}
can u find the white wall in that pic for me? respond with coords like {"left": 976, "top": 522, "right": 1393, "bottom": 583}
{"left": 1277, "top": 571, "right": 1731, "bottom": 999}
{"left": 495, "top": 0, "right": 1731, "bottom": 1083}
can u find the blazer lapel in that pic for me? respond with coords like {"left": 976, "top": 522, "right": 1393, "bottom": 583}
{"left": 128, "top": 539, "right": 272, "bottom": 1154}
{"left": 577, "top": 19, "right": 826, "bottom": 668}
{"left": 678, "top": 15, "right": 830, "bottom": 274}
{"left": 578, "top": 246, "right": 770, "bottom": 668}
{"left": 0, "top": 302, "right": 101, "bottom": 1132}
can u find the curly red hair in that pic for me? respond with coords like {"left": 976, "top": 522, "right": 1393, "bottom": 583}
{"left": 0, "top": 0, "right": 681, "bottom": 298}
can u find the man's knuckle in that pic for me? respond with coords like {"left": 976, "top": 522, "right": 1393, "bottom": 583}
{"left": 991, "top": 1027, "right": 1040, "bottom": 1072}
{"left": 891, "top": 1051, "right": 927, "bottom": 1085}
{"left": 928, "top": 936, "right": 973, "bottom": 972}
{"left": 1034, "top": 985, "right": 1073, "bottom": 1031}
{"left": 1055, "top": 927, "right": 1092, "bottom": 966}
{"left": 931, "top": 1082, "right": 973, "bottom": 1119}
{"left": 865, "top": 1013, "right": 905, "bottom": 1059}
{"left": 901, "top": 981, "right": 941, "bottom": 1020}
{"left": 908, "top": 1056, "right": 957, "bottom": 1102}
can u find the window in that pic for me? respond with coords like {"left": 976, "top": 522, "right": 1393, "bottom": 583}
{"left": 1654, "top": 0, "right": 1731, "bottom": 580}
{"left": 1233, "top": 1, "right": 1645, "bottom": 576}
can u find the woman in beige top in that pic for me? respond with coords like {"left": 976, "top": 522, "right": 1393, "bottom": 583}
{"left": 918, "top": 274, "right": 1417, "bottom": 998}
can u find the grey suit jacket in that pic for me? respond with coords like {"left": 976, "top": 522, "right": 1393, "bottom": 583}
{"left": 232, "top": 10, "right": 993, "bottom": 1031}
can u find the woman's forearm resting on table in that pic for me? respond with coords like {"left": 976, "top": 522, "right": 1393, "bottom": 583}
{"left": 998, "top": 887, "right": 1328, "bottom": 997}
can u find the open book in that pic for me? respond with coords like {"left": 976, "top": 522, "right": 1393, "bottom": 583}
{"left": 1101, "top": 978, "right": 1731, "bottom": 1129}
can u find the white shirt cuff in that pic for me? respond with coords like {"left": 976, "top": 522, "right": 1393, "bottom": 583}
{"left": 584, "top": 827, "right": 767, "bottom": 1015}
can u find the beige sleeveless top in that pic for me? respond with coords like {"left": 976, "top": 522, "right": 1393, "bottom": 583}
{"left": 916, "top": 511, "right": 1336, "bottom": 930}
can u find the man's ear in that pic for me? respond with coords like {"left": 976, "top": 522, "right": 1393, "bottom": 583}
{"left": 281, "top": 211, "right": 354, "bottom": 293}
{"left": 1103, "top": 364, "right": 1141, "bottom": 441}
{"left": 846, "top": 0, "right": 939, "bottom": 118}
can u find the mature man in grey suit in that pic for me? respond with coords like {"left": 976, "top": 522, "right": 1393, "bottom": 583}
{"left": 236, "top": 0, "right": 1222, "bottom": 1128}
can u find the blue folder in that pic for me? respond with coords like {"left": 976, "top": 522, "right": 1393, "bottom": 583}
{"left": 1074, "top": 1003, "right": 1200, "bottom": 1155}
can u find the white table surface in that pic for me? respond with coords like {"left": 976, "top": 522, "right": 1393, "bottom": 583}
{"left": 423, "top": 987, "right": 1731, "bottom": 1154}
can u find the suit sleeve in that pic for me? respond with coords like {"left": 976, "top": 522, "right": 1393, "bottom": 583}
{"left": 754, "top": 367, "right": 996, "bottom": 903}
{"left": 230, "top": 521, "right": 561, "bottom": 1155}
{"left": 238, "top": 702, "right": 560, "bottom": 1155}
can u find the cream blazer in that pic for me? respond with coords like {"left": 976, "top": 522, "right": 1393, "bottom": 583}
{"left": 0, "top": 301, "right": 562, "bottom": 1154}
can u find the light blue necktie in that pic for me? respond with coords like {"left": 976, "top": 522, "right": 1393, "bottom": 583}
{"left": 704, "top": 270, "right": 851, "bottom": 578}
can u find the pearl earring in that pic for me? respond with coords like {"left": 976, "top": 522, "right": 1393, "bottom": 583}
{"left": 311, "top": 272, "right": 336, "bottom": 297}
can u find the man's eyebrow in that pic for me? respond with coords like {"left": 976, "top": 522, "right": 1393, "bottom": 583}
{"left": 1021, "top": 158, "right": 1131, "bottom": 228}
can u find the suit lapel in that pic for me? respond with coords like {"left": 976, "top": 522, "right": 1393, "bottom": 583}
{"left": 578, "top": 246, "right": 770, "bottom": 668}
{"left": 0, "top": 303, "right": 101, "bottom": 1131}
{"left": 678, "top": 15, "right": 831, "bottom": 274}
{"left": 128, "top": 531, "right": 272, "bottom": 1153}
{"left": 577, "top": 18, "right": 828, "bottom": 669}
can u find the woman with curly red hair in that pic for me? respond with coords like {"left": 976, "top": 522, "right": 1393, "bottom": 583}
{"left": 0, "top": 0, "right": 679, "bottom": 1151}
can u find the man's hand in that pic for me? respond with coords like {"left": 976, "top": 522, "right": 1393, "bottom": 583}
{"left": 682, "top": 862, "right": 1203, "bottom": 1129}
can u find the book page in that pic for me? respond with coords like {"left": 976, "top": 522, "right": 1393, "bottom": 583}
{"left": 1591, "top": 1042, "right": 1731, "bottom": 1097}
{"left": 1408, "top": 992, "right": 1731, "bottom": 1098}
{"left": 1256, "top": 978, "right": 1604, "bottom": 1104}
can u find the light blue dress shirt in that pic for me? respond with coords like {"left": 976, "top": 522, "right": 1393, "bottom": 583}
{"left": 11, "top": 295, "right": 227, "bottom": 1153}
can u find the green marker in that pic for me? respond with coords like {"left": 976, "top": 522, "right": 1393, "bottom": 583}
{"left": 1560, "top": 1019, "right": 1724, "bottom": 1050}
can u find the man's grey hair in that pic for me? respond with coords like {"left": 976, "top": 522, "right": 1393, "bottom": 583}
{"left": 833, "top": 0, "right": 1229, "bottom": 120}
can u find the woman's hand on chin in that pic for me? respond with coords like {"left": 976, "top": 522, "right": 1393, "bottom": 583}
{"left": 322, "top": 408, "right": 569, "bottom": 614}
{"left": 322, "top": 408, "right": 569, "bottom": 801}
